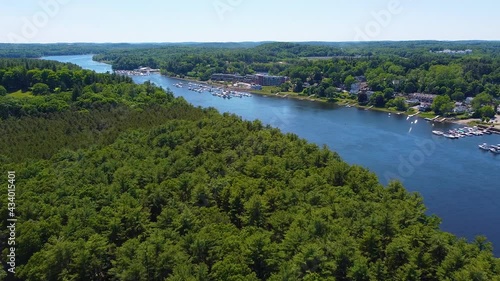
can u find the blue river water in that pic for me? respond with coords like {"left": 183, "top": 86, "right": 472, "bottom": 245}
{"left": 43, "top": 55, "right": 500, "bottom": 255}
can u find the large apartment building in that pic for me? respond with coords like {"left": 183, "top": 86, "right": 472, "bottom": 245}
{"left": 254, "top": 74, "right": 287, "bottom": 86}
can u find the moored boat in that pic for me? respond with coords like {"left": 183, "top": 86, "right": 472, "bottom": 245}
{"left": 489, "top": 147, "right": 500, "bottom": 154}
{"left": 479, "top": 143, "right": 490, "bottom": 151}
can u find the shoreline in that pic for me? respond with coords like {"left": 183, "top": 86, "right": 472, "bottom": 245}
{"left": 142, "top": 73, "right": 500, "bottom": 129}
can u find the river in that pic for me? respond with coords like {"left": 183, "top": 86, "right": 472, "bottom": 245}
{"left": 43, "top": 55, "right": 500, "bottom": 255}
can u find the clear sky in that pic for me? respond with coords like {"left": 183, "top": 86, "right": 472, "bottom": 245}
{"left": 1, "top": 0, "right": 499, "bottom": 43}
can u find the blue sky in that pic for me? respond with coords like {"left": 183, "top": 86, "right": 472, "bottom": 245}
{"left": 0, "top": 0, "right": 499, "bottom": 43}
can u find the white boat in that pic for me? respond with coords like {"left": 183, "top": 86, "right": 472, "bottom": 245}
{"left": 479, "top": 143, "right": 490, "bottom": 151}
{"left": 432, "top": 130, "right": 444, "bottom": 136}
{"left": 490, "top": 148, "right": 500, "bottom": 154}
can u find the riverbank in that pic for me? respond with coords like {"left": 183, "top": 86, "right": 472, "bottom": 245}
{"left": 248, "top": 89, "right": 500, "bottom": 128}
{"left": 101, "top": 71, "right": 437, "bottom": 120}
{"left": 133, "top": 73, "right": 500, "bottom": 129}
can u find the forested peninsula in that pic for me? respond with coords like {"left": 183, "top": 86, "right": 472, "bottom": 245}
{"left": 0, "top": 57, "right": 499, "bottom": 280}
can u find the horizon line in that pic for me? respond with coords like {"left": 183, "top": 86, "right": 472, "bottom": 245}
{"left": 1, "top": 39, "right": 500, "bottom": 45}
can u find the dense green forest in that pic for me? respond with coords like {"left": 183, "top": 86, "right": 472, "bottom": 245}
{"left": 0, "top": 42, "right": 264, "bottom": 59}
{"left": 1, "top": 58, "right": 499, "bottom": 280}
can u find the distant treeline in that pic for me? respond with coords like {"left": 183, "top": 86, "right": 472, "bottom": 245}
{"left": 0, "top": 42, "right": 266, "bottom": 59}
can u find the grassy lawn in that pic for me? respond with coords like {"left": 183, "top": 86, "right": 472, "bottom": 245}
{"left": 250, "top": 86, "right": 281, "bottom": 95}
{"left": 336, "top": 97, "right": 357, "bottom": 104}
{"left": 251, "top": 88, "right": 306, "bottom": 98}
{"left": 418, "top": 112, "right": 437, "bottom": 119}
{"left": 331, "top": 93, "right": 356, "bottom": 105}
{"left": 8, "top": 90, "right": 33, "bottom": 98}
{"left": 358, "top": 106, "right": 403, "bottom": 113}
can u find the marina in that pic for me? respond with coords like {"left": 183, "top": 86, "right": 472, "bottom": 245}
{"left": 114, "top": 67, "right": 160, "bottom": 76}
{"left": 114, "top": 70, "right": 151, "bottom": 76}
{"left": 182, "top": 82, "right": 252, "bottom": 99}
{"left": 431, "top": 126, "right": 495, "bottom": 140}
{"left": 117, "top": 73, "right": 254, "bottom": 99}
{"left": 180, "top": 82, "right": 252, "bottom": 99}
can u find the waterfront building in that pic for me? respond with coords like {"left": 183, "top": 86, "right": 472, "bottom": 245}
{"left": 418, "top": 103, "right": 432, "bottom": 112}
{"left": 409, "top": 93, "right": 438, "bottom": 103}
{"left": 254, "top": 74, "right": 287, "bottom": 86}
{"left": 211, "top": 73, "right": 254, "bottom": 83}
